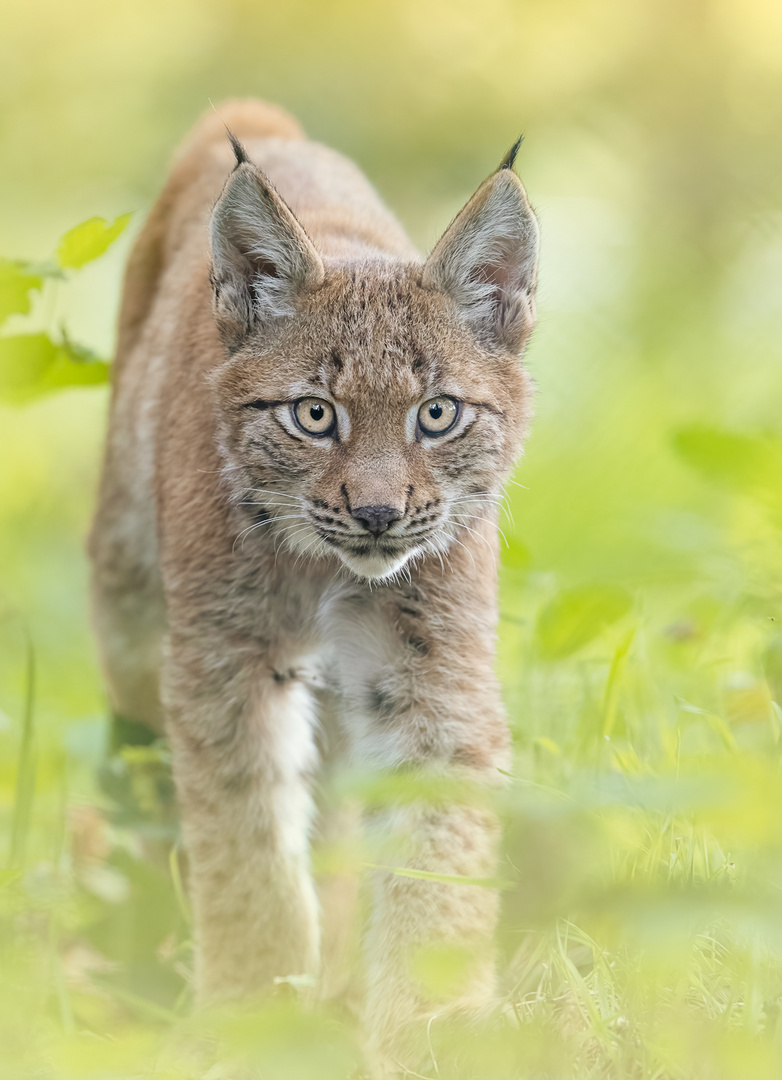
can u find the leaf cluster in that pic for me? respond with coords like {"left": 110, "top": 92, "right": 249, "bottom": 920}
{"left": 0, "top": 213, "right": 131, "bottom": 404}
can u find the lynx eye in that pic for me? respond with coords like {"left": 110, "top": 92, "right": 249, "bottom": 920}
{"left": 418, "top": 396, "right": 459, "bottom": 436}
{"left": 293, "top": 397, "right": 336, "bottom": 437}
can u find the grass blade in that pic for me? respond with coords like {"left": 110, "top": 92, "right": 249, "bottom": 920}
{"left": 8, "top": 634, "right": 36, "bottom": 869}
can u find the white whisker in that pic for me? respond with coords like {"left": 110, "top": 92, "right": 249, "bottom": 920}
{"left": 244, "top": 487, "right": 303, "bottom": 502}
{"left": 457, "top": 513, "right": 509, "bottom": 550}
{"left": 453, "top": 520, "right": 498, "bottom": 572}
{"left": 233, "top": 512, "right": 306, "bottom": 552}
{"left": 445, "top": 532, "right": 477, "bottom": 573}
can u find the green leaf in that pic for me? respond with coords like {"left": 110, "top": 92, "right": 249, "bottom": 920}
{"left": 0, "top": 334, "right": 59, "bottom": 400}
{"left": 45, "top": 336, "right": 111, "bottom": 393}
{"left": 533, "top": 735, "right": 562, "bottom": 756}
{"left": 602, "top": 626, "right": 636, "bottom": 738}
{"left": 0, "top": 333, "right": 110, "bottom": 404}
{"left": 56, "top": 211, "right": 132, "bottom": 270}
{"left": 39, "top": 354, "right": 110, "bottom": 396}
{"left": 537, "top": 584, "right": 632, "bottom": 659}
{"left": 0, "top": 260, "right": 42, "bottom": 324}
{"left": 672, "top": 426, "right": 782, "bottom": 497}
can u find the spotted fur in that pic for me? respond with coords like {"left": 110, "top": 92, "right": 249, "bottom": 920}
{"left": 89, "top": 99, "right": 539, "bottom": 1077}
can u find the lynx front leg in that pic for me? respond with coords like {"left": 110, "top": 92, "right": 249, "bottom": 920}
{"left": 365, "top": 799, "right": 504, "bottom": 1078}
{"left": 163, "top": 629, "right": 321, "bottom": 1002}
{"left": 328, "top": 585, "right": 510, "bottom": 1077}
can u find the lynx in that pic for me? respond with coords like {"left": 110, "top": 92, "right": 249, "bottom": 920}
{"left": 89, "top": 99, "right": 539, "bottom": 1076}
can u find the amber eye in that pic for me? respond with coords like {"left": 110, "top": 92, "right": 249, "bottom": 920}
{"left": 293, "top": 397, "right": 336, "bottom": 437}
{"left": 418, "top": 397, "right": 459, "bottom": 436}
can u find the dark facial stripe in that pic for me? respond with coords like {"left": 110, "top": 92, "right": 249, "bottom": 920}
{"left": 444, "top": 420, "right": 479, "bottom": 444}
{"left": 270, "top": 414, "right": 308, "bottom": 444}
{"left": 241, "top": 398, "right": 288, "bottom": 410}
{"left": 247, "top": 435, "right": 308, "bottom": 475}
{"left": 468, "top": 400, "right": 506, "bottom": 418}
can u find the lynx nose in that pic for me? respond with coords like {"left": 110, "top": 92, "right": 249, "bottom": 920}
{"left": 350, "top": 504, "right": 402, "bottom": 537}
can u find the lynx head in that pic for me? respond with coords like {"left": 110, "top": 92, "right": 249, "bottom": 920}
{"left": 209, "top": 138, "right": 539, "bottom": 580}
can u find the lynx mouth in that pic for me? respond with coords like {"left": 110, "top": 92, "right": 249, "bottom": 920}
{"left": 333, "top": 539, "right": 419, "bottom": 581}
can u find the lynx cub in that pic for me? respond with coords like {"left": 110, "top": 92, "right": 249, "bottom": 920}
{"left": 89, "top": 99, "right": 539, "bottom": 1075}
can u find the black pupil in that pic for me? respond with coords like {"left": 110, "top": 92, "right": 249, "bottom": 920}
{"left": 429, "top": 403, "right": 443, "bottom": 420}
{"left": 310, "top": 404, "right": 324, "bottom": 422}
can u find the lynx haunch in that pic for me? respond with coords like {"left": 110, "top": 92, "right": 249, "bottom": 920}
{"left": 89, "top": 99, "right": 539, "bottom": 1076}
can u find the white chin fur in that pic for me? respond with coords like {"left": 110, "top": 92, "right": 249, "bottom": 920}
{"left": 336, "top": 546, "right": 415, "bottom": 581}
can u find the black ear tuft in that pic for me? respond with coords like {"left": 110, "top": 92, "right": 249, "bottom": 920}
{"left": 500, "top": 135, "right": 524, "bottom": 172}
{"left": 422, "top": 160, "right": 539, "bottom": 353}
{"left": 210, "top": 161, "right": 325, "bottom": 349}
{"left": 226, "top": 128, "right": 251, "bottom": 168}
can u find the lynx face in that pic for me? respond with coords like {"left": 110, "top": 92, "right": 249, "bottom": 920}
{"left": 209, "top": 143, "right": 539, "bottom": 580}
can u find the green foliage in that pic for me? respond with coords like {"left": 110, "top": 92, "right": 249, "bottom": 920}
{"left": 56, "top": 213, "right": 132, "bottom": 271}
{"left": 0, "top": 213, "right": 130, "bottom": 403}
{"left": 0, "top": 260, "right": 43, "bottom": 322}
{"left": 536, "top": 584, "right": 633, "bottom": 659}
{"left": 0, "top": 334, "right": 110, "bottom": 404}
{"left": 674, "top": 427, "right": 782, "bottom": 506}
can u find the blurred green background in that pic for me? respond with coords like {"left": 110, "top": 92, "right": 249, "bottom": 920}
{"left": 2, "top": 1, "right": 782, "bottom": 1077}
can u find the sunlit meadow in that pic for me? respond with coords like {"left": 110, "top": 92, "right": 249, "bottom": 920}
{"left": 2, "top": 1, "right": 782, "bottom": 1076}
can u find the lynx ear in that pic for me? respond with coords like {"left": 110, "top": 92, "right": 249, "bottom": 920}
{"left": 209, "top": 150, "right": 324, "bottom": 349}
{"left": 422, "top": 152, "right": 539, "bottom": 353}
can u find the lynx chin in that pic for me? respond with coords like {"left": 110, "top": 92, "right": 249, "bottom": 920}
{"left": 89, "top": 99, "right": 539, "bottom": 1077}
